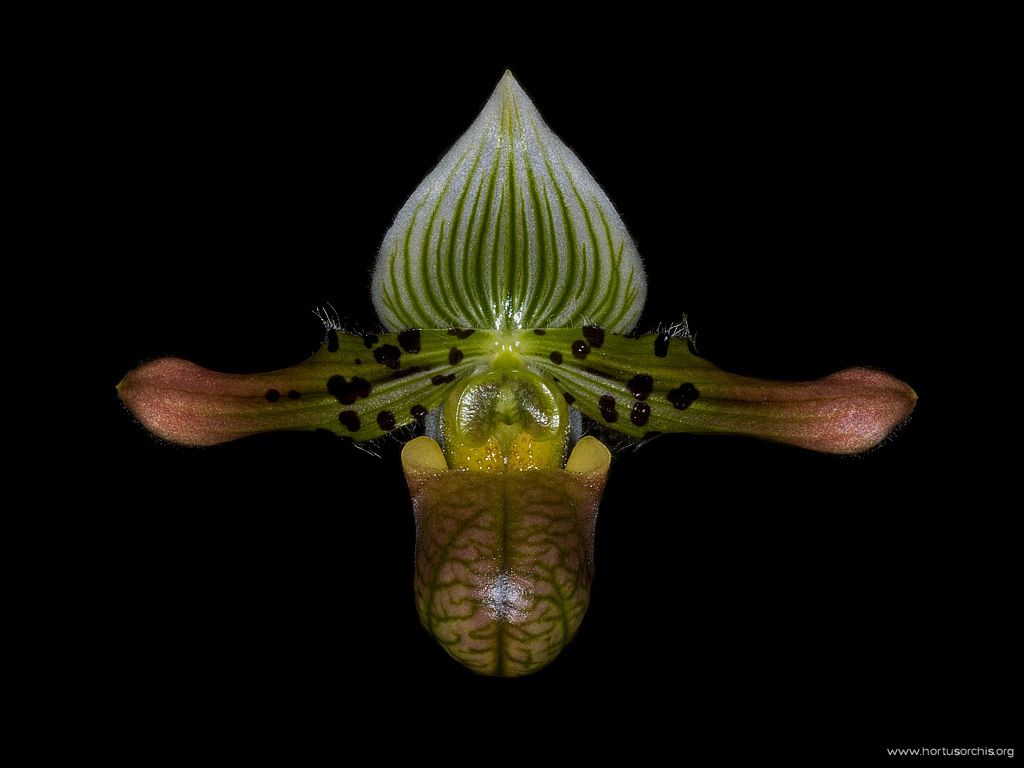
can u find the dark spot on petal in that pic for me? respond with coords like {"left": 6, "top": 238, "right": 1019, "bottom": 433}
{"left": 549, "top": 351, "right": 563, "bottom": 365}
{"left": 327, "top": 376, "right": 372, "bottom": 405}
{"left": 376, "top": 411, "right": 396, "bottom": 431}
{"left": 583, "top": 326, "right": 605, "bottom": 348}
{"left": 533, "top": 328, "right": 546, "bottom": 335}
{"left": 265, "top": 389, "right": 280, "bottom": 403}
{"left": 363, "top": 334, "right": 378, "bottom": 349}
{"left": 287, "top": 390, "right": 301, "bottom": 400}
{"left": 627, "top": 374, "right": 654, "bottom": 400}
{"left": 655, "top": 333, "right": 670, "bottom": 358}
{"left": 354, "top": 358, "right": 362, "bottom": 365}
{"left": 327, "top": 330, "right": 339, "bottom": 353}
{"left": 571, "top": 340, "right": 590, "bottom": 359}
{"left": 667, "top": 382, "right": 700, "bottom": 410}
{"left": 448, "top": 347, "right": 464, "bottom": 365}
{"left": 431, "top": 373, "right": 456, "bottom": 386}
{"left": 373, "top": 344, "right": 401, "bottom": 369}
{"left": 397, "top": 329, "right": 421, "bottom": 354}
{"left": 584, "top": 366, "right": 615, "bottom": 379}
{"left": 599, "top": 394, "right": 618, "bottom": 423}
{"left": 563, "top": 392, "right": 576, "bottom": 406}
{"left": 338, "top": 411, "right": 361, "bottom": 432}
{"left": 552, "top": 376, "right": 560, "bottom": 383}
{"left": 447, "top": 328, "right": 475, "bottom": 339}
{"left": 630, "top": 401, "right": 651, "bottom": 426}
{"left": 410, "top": 405, "right": 428, "bottom": 423}
{"left": 389, "top": 366, "right": 427, "bottom": 380}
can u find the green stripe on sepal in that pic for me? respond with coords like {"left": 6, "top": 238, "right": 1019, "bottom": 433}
{"left": 372, "top": 71, "right": 647, "bottom": 334}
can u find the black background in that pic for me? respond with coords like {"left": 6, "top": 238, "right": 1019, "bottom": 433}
{"left": 93, "top": 33, "right": 1009, "bottom": 760}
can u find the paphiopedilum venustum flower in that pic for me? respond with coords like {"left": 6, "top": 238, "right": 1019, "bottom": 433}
{"left": 118, "top": 72, "right": 916, "bottom": 676}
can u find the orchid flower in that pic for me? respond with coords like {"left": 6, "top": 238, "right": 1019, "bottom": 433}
{"left": 118, "top": 72, "right": 916, "bottom": 677}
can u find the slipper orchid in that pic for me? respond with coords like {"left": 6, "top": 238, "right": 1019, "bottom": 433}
{"left": 119, "top": 72, "right": 916, "bottom": 676}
